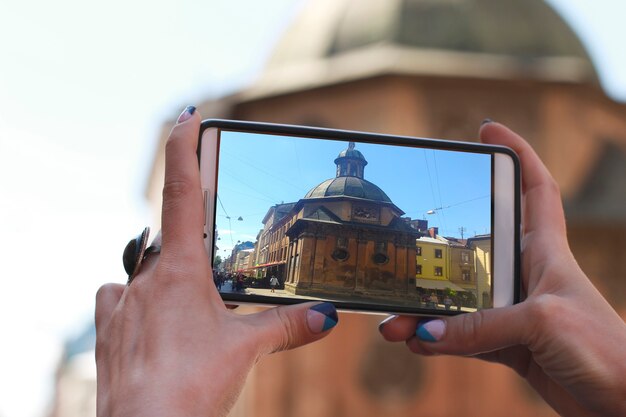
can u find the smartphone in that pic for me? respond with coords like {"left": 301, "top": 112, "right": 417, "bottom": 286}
{"left": 198, "top": 119, "right": 520, "bottom": 316}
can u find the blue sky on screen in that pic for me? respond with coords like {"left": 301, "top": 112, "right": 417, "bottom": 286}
{"left": 216, "top": 131, "right": 491, "bottom": 251}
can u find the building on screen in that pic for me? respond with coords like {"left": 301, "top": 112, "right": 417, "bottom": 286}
{"left": 250, "top": 142, "right": 424, "bottom": 303}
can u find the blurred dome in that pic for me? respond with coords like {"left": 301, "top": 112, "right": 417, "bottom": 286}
{"left": 250, "top": 0, "right": 596, "bottom": 98}
{"left": 329, "top": 0, "right": 590, "bottom": 60}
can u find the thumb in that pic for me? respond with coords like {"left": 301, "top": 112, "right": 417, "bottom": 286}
{"left": 249, "top": 302, "right": 338, "bottom": 355}
{"left": 409, "top": 303, "right": 531, "bottom": 356}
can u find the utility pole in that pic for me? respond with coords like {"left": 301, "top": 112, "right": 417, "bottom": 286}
{"left": 458, "top": 226, "right": 466, "bottom": 239}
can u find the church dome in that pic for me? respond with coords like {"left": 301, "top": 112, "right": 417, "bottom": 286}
{"left": 304, "top": 176, "right": 392, "bottom": 203}
{"left": 251, "top": 0, "right": 597, "bottom": 98}
{"left": 325, "top": 0, "right": 591, "bottom": 61}
{"left": 336, "top": 147, "right": 366, "bottom": 161}
{"left": 304, "top": 142, "right": 392, "bottom": 203}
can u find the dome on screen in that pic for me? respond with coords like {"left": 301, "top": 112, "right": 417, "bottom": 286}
{"left": 304, "top": 142, "right": 392, "bottom": 203}
{"left": 304, "top": 177, "right": 392, "bottom": 203}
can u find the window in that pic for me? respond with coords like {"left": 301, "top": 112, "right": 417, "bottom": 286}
{"left": 333, "top": 237, "right": 350, "bottom": 261}
{"left": 461, "top": 251, "right": 470, "bottom": 263}
{"left": 462, "top": 270, "right": 471, "bottom": 281}
{"left": 332, "top": 248, "right": 349, "bottom": 261}
{"left": 372, "top": 253, "right": 389, "bottom": 265}
{"left": 416, "top": 264, "right": 422, "bottom": 275}
{"left": 435, "top": 248, "right": 443, "bottom": 259}
{"left": 434, "top": 266, "right": 443, "bottom": 276}
{"left": 416, "top": 246, "right": 422, "bottom": 256}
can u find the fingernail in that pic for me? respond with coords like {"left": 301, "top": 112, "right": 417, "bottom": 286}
{"left": 481, "top": 118, "right": 493, "bottom": 126}
{"left": 177, "top": 105, "right": 196, "bottom": 124}
{"left": 307, "top": 302, "right": 338, "bottom": 333}
{"left": 378, "top": 315, "right": 398, "bottom": 333}
{"left": 416, "top": 319, "right": 446, "bottom": 342}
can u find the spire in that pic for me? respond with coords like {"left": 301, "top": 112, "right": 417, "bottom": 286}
{"left": 334, "top": 142, "right": 368, "bottom": 179}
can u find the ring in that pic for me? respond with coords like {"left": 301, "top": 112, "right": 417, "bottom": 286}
{"left": 123, "top": 227, "right": 161, "bottom": 285}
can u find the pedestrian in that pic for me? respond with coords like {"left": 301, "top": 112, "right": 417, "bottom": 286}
{"left": 430, "top": 293, "right": 439, "bottom": 309}
{"left": 269, "top": 275, "right": 279, "bottom": 293}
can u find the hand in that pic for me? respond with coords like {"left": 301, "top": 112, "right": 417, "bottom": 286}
{"left": 379, "top": 122, "right": 626, "bottom": 417}
{"left": 95, "top": 107, "right": 338, "bottom": 417}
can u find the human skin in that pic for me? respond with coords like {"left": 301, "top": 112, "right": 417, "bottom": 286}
{"left": 379, "top": 122, "right": 626, "bottom": 417}
{"left": 95, "top": 107, "right": 338, "bottom": 417}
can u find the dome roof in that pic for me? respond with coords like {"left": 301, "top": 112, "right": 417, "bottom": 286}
{"left": 336, "top": 148, "right": 366, "bottom": 161}
{"left": 326, "top": 0, "right": 591, "bottom": 60}
{"left": 249, "top": 0, "right": 597, "bottom": 98}
{"left": 304, "top": 176, "right": 392, "bottom": 203}
{"left": 305, "top": 142, "right": 392, "bottom": 203}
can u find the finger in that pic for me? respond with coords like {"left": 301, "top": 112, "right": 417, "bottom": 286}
{"left": 161, "top": 106, "right": 205, "bottom": 257}
{"left": 472, "top": 345, "right": 532, "bottom": 375}
{"left": 409, "top": 303, "right": 532, "bottom": 356}
{"left": 405, "top": 336, "right": 441, "bottom": 356}
{"left": 479, "top": 121, "right": 566, "bottom": 238}
{"left": 248, "top": 302, "right": 338, "bottom": 355}
{"left": 475, "top": 349, "right": 602, "bottom": 417}
{"left": 378, "top": 315, "right": 419, "bottom": 342}
{"left": 95, "top": 283, "right": 125, "bottom": 332}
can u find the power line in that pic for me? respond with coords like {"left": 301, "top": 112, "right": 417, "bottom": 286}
{"left": 406, "top": 194, "right": 490, "bottom": 217}
{"left": 431, "top": 149, "right": 448, "bottom": 235}
{"left": 217, "top": 193, "right": 234, "bottom": 248}
{"left": 221, "top": 149, "right": 309, "bottom": 194}
{"left": 422, "top": 149, "right": 443, "bottom": 230}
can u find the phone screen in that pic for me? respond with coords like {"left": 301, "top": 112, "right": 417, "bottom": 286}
{"left": 200, "top": 123, "right": 518, "bottom": 315}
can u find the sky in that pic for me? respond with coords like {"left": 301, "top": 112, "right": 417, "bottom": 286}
{"left": 215, "top": 130, "right": 492, "bottom": 256}
{"left": 1, "top": 0, "right": 626, "bottom": 416}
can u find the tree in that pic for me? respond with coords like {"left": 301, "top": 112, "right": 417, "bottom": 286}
{"left": 214, "top": 255, "right": 222, "bottom": 268}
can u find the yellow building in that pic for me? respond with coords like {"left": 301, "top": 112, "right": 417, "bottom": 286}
{"left": 415, "top": 235, "right": 448, "bottom": 282}
{"left": 415, "top": 233, "right": 466, "bottom": 305}
{"left": 448, "top": 240, "right": 479, "bottom": 307}
{"left": 467, "top": 235, "right": 492, "bottom": 309}
{"left": 448, "top": 243, "right": 475, "bottom": 284}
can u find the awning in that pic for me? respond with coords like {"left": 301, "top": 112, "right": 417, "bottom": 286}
{"left": 250, "top": 261, "right": 287, "bottom": 269}
{"left": 415, "top": 279, "right": 465, "bottom": 292}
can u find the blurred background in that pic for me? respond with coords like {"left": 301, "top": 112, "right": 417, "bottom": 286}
{"left": 1, "top": 0, "right": 625, "bottom": 416}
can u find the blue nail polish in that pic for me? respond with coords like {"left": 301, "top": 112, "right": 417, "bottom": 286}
{"left": 307, "top": 302, "right": 338, "bottom": 333}
{"left": 416, "top": 326, "right": 438, "bottom": 342}
{"left": 177, "top": 105, "right": 196, "bottom": 123}
{"left": 416, "top": 320, "right": 446, "bottom": 342}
